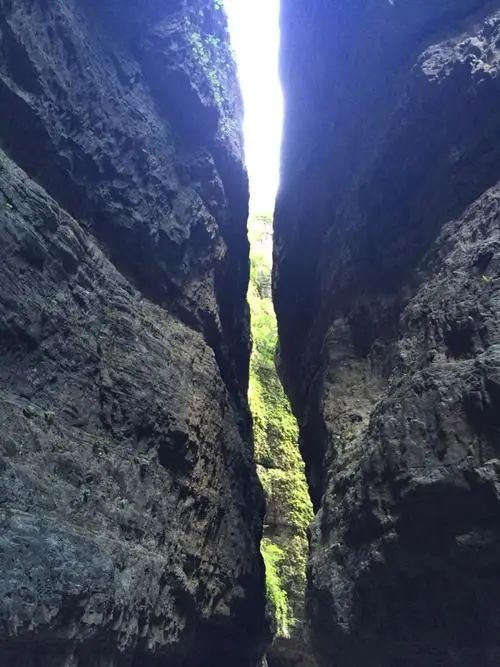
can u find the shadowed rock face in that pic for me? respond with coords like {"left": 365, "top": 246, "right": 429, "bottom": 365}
{"left": 0, "top": 0, "right": 268, "bottom": 665}
{"left": 275, "top": 2, "right": 500, "bottom": 665}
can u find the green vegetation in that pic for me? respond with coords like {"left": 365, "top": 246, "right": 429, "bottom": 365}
{"left": 187, "top": 30, "right": 225, "bottom": 106}
{"left": 248, "top": 214, "right": 313, "bottom": 637}
{"left": 185, "top": 9, "right": 239, "bottom": 142}
{"left": 261, "top": 539, "right": 289, "bottom": 637}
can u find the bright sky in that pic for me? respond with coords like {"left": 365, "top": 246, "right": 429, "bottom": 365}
{"left": 224, "top": 0, "right": 283, "bottom": 214}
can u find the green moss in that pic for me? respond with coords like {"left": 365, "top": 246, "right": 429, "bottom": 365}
{"left": 182, "top": 4, "right": 241, "bottom": 148}
{"left": 248, "top": 214, "right": 313, "bottom": 637}
{"left": 261, "top": 539, "right": 290, "bottom": 637}
{"left": 187, "top": 28, "right": 225, "bottom": 108}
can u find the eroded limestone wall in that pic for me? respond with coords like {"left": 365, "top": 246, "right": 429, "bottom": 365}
{"left": 275, "top": 2, "right": 500, "bottom": 665}
{"left": 0, "top": 1, "right": 267, "bottom": 664}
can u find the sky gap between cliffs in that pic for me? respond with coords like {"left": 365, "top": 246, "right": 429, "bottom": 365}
{"left": 224, "top": 0, "right": 283, "bottom": 214}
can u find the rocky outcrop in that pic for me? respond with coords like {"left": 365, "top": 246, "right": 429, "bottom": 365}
{"left": 275, "top": 2, "right": 500, "bottom": 665}
{"left": 0, "top": 1, "right": 268, "bottom": 665}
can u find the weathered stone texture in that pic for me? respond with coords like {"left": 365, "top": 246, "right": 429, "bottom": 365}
{"left": 275, "top": 2, "right": 500, "bottom": 665}
{"left": 0, "top": 1, "right": 267, "bottom": 665}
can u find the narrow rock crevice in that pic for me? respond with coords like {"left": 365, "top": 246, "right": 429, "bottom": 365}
{"left": 3, "top": 0, "right": 500, "bottom": 665}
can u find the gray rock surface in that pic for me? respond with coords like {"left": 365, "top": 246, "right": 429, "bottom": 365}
{"left": 0, "top": 0, "right": 267, "bottom": 664}
{"left": 275, "top": 2, "right": 500, "bottom": 665}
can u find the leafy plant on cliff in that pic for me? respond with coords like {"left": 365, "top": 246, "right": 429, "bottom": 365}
{"left": 248, "top": 214, "right": 313, "bottom": 637}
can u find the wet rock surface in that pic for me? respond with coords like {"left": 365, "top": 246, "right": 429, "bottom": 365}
{"left": 275, "top": 2, "right": 500, "bottom": 665}
{"left": 0, "top": 1, "right": 267, "bottom": 665}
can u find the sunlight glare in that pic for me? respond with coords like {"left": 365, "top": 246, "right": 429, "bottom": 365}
{"left": 224, "top": 0, "right": 283, "bottom": 214}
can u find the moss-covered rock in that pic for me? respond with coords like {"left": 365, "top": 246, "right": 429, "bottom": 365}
{"left": 248, "top": 214, "right": 314, "bottom": 661}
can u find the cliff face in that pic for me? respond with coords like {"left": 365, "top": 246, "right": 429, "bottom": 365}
{"left": 275, "top": 2, "right": 500, "bottom": 665}
{"left": 0, "top": 1, "right": 268, "bottom": 665}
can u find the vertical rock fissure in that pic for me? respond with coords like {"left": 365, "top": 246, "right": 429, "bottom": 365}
{"left": 223, "top": 2, "right": 317, "bottom": 664}
{"left": 248, "top": 213, "right": 315, "bottom": 666}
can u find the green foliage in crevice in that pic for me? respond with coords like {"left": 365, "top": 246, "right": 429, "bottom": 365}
{"left": 261, "top": 539, "right": 289, "bottom": 637}
{"left": 182, "top": 1, "right": 240, "bottom": 145}
{"left": 248, "top": 213, "right": 313, "bottom": 638}
{"left": 187, "top": 30, "right": 224, "bottom": 105}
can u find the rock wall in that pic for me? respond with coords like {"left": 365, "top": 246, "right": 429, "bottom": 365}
{"left": 275, "top": 1, "right": 500, "bottom": 665}
{"left": 0, "top": 1, "right": 268, "bottom": 665}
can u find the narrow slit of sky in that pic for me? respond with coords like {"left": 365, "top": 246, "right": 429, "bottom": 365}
{"left": 224, "top": 0, "right": 283, "bottom": 214}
